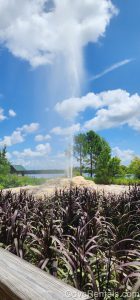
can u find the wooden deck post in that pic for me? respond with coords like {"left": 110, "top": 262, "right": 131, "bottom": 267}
{"left": 0, "top": 248, "right": 89, "bottom": 300}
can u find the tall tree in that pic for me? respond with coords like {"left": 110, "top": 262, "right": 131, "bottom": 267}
{"left": 128, "top": 157, "right": 140, "bottom": 178}
{"left": 108, "top": 156, "right": 121, "bottom": 178}
{"left": 0, "top": 146, "right": 10, "bottom": 175}
{"left": 84, "top": 131, "right": 104, "bottom": 177}
{"left": 74, "top": 133, "right": 86, "bottom": 175}
{"left": 95, "top": 139, "right": 111, "bottom": 183}
{"left": 74, "top": 131, "right": 121, "bottom": 182}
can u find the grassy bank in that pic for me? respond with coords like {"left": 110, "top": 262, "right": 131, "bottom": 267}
{"left": 111, "top": 177, "right": 140, "bottom": 185}
{"left": 0, "top": 174, "right": 46, "bottom": 189}
{"left": 85, "top": 176, "right": 140, "bottom": 185}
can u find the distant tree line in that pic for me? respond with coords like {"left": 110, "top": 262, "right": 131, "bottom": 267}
{"left": 74, "top": 130, "right": 140, "bottom": 183}
{"left": 0, "top": 139, "right": 140, "bottom": 185}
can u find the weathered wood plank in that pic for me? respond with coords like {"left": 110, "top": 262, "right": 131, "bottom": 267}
{"left": 0, "top": 248, "right": 89, "bottom": 300}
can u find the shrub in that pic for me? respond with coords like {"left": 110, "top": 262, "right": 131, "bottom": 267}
{"left": 0, "top": 175, "right": 46, "bottom": 188}
{"left": 129, "top": 157, "right": 140, "bottom": 179}
{"left": 1, "top": 187, "right": 140, "bottom": 298}
{"left": 111, "top": 177, "right": 140, "bottom": 185}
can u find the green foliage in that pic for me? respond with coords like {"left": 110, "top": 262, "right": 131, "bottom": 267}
{"left": 119, "top": 164, "right": 128, "bottom": 177}
{"left": 98, "top": 156, "right": 128, "bottom": 183}
{"left": 128, "top": 156, "right": 140, "bottom": 178}
{"left": 72, "top": 167, "right": 80, "bottom": 176}
{"left": 74, "top": 131, "right": 134, "bottom": 184}
{"left": 85, "top": 130, "right": 104, "bottom": 177}
{"left": 111, "top": 177, "right": 140, "bottom": 185}
{"left": 74, "top": 133, "right": 86, "bottom": 175}
{"left": 74, "top": 130, "right": 111, "bottom": 180}
{"left": 1, "top": 187, "right": 140, "bottom": 297}
{"left": 95, "top": 139, "right": 111, "bottom": 183}
{"left": 86, "top": 176, "right": 140, "bottom": 185}
{"left": 0, "top": 175, "right": 46, "bottom": 188}
{"left": 0, "top": 146, "right": 10, "bottom": 175}
{"left": 108, "top": 156, "right": 121, "bottom": 177}
{"left": 0, "top": 146, "right": 46, "bottom": 188}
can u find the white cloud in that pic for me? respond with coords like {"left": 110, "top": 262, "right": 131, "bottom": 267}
{"left": 129, "top": 119, "right": 140, "bottom": 131}
{"left": 13, "top": 143, "right": 51, "bottom": 158}
{"left": 84, "top": 90, "right": 140, "bottom": 131}
{"left": 0, "top": 122, "right": 39, "bottom": 147}
{"left": 0, "top": 130, "right": 24, "bottom": 147}
{"left": 112, "top": 147, "right": 135, "bottom": 164}
{"left": 0, "top": 107, "right": 6, "bottom": 121}
{"left": 11, "top": 157, "right": 65, "bottom": 170}
{"left": 6, "top": 152, "right": 12, "bottom": 160}
{"left": 55, "top": 93, "right": 101, "bottom": 120}
{"left": 0, "top": 0, "right": 117, "bottom": 68}
{"left": 11, "top": 158, "right": 31, "bottom": 168}
{"left": 8, "top": 109, "right": 16, "bottom": 117}
{"left": 51, "top": 124, "right": 80, "bottom": 136}
{"left": 18, "top": 123, "right": 39, "bottom": 133}
{"left": 56, "top": 89, "right": 140, "bottom": 133}
{"left": 90, "top": 59, "right": 133, "bottom": 81}
{"left": 10, "top": 148, "right": 76, "bottom": 169}
{"left": 35, "top": 134, "right": 51, "bottom": 142}
{"left": 56, "top": 152, "right": 65, "bottom": 159}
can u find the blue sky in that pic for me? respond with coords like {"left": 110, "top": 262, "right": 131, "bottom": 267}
{"left": 0, "top": 0, "right": 139, "bottom": 168}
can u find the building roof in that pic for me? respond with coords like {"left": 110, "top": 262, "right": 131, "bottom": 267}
{"left": 11, "top": 165, "right": 26, "bottom": 172}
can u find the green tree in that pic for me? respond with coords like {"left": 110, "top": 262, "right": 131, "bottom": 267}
{"left": 128, "top": 157, "right": 140, "bottom": 178}
{"left": 119, "top": 164, "right": 128, "bottom": 177}
{"left": 95, "top": 140, "right": 111, "bottom": 183}
{"left": 74, "top": 131, "right": 126, "bottom": 183}
{"left": 74, "top": 133, "right": 86, "bottom": 175}
{"left": 84, "top": 131, "right": 103, "bottom": 177}
{"left": 108, "top": 156, "right": 121, "bottom": 178}
{"left": 0, "top": 146, "right": 10, "bottom": 175}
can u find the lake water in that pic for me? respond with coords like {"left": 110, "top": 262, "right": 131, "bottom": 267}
{"left": 28, "top": 172, "right": 91, "bottom": 179}
{"left": 28, "top": 173, "right": 65, "bottom": 179}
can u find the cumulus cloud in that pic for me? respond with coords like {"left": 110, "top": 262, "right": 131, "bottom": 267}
{"left": 55, "top": 93, "right": 101, "bottom": 120}
{"left": 8, "top": 109, "right": 16, "bottom": 117}
{"left": 6, "top": 152, "right": 12, "bottom": 161}
{"left": 18, "top": 123, "right": 39, "bottom": 133}
{"left": 51, "top": 123, "right": 80, "bottom": 136}
{"left": 56, "top": 89, "right": 140, "bottom": 133}
{"left": 0, "top": 122, "right": 39, "bottom": 147}
{"left": 112, "top": 147, "right": 135, "bottom": 164}
{"left": 10, "top": 156, "right": 65, "bottom": 170}
{"left": 0, "top": 0, "right": 117, "bottom": 67}
{"left": 0, "top": 107, "right": 17, "bottom": 121}
{"left": 84, "top": 90, "right": 140, "bottom": 131}
{"left": 0, "top": 107, "right": 6, "bottom": 121}
{"left": 35, "top": 134, "right": 51, "bottom": 142}
{"left": 0, "top": 0, "right": 117, "bottom": 96}
{"left": 13, "top": 143, "right": 51, "bottom": 158}
{"left": 12, "top": 158, "right": 31, "bottom": 168}
{"left": 0, "top": 130, "right": 24, "bottom": 147}
{"left": 10, "top": 147, "right": 75, "bottom": 169}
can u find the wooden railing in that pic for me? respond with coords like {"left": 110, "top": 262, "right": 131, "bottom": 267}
{"left": 0, "top": 248, "right": 89, "bottom": 300}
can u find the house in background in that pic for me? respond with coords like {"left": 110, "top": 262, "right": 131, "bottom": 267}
{"left": 10, "top": 165, "right": 26, "bottom": 176}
